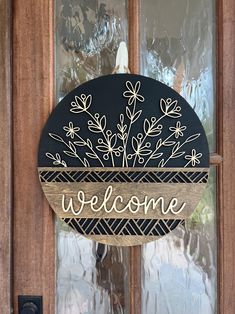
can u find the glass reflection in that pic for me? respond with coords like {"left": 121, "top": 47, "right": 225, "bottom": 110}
{"left": 140, "top": 0, "right": 216, "bottom": 151}
{"left": 142, "top": 169, "right": 217, "bottom": 314}
{"left": 141, "top": 0, "right": 217, "bottom": 313}
{"left": 55, "top": 1, "right": 129, "bottom": 313}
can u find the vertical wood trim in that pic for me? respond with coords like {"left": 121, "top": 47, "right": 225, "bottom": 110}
{"left": 128, "top": 0, "right": 140, "bottom": 74}
{"left": 12, "top": 0, "right": 55, "bottom": 313}
{"left": 0, "top": 0, "right": 12, "bottom": 313}
{"left": 218, "top": 0, "right": 235, "bottom": 313}
{"left": 128, "top": 1, "right": 141, "bottom": 314}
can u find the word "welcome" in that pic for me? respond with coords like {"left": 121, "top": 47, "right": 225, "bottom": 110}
{"left": 62, "top": 185, "right": 186, "bottom": 216}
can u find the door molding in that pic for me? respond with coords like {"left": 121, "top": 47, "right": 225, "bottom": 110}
{"left": 218, "top": 1, "right": 235, "bottom": 313}
{"left": 0, "top": 0, "right": 12, "bottom": 313}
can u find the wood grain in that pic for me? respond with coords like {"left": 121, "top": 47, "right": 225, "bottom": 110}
{"left": 128, "top": 1, "right": 141, "bottom": 313}
{"left": 0, "top": 0, "right": 12, "bottom": 313}
{"left": 218, "top": 1, "right": 235, "bottom": 313}
{"left": 12, "top": 0, "right": 55, "bottom": 312}
{"left": 41, "top": 182, "right": 206, "bottom": 219}
{"left": 210, "top": 153, "right": 223, "bottom": 165}
{"left": 128, "top": 0, "right": 140, "bottom": 75}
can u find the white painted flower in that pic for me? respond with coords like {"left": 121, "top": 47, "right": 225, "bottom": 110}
{"left": 70, "top": 94, "right": 92, "bottom": 113}
{"left": 169, "top": 121, "right": 186, "bottom": 138}
{"left": 160, "top": 98, "right": 182, "bottom": 118}
{"left": 185, "top": 149, "right": 202, "bottom": 166}
{"left": 97, "top": 134, "right": 119, "bottom": 158}
{"left": 63, "top": 122, "right": 80, "bottom": 139}
{"left": 123, "top": 81, "right": 145, "bottom": 105}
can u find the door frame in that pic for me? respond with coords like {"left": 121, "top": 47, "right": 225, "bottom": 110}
{"left": 217, "top": 1, "right": 235, "bottom": 313}
{"left": 0, "top": 0, "right": 235, "bottom": 313}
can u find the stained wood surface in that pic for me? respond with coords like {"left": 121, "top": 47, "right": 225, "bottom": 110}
{"left": 41, "top": 182, "right": 206, "bottom": 219}
{"left": 128, "top": 1, "right": 141, "bottom": 313}
{"left": 218, "top": 1, "right": 235, "bottom": 313}
{"left": 0, "top": 0, "right": 12, "bottom": 313}
{"left": 12, "top": 0, "right": 55, "bottom": 313}
{"left": 79, "top": 235, "right": 161, "bottom": 246}
{"left": 210, "top": 152, "right": 223, "bottom": 165}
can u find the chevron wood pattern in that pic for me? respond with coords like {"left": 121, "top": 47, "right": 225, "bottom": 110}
{"left": 63, "top": 217, "right": 183, "bottom": 237}
{"left": 39, "top": 168, "right": 208, "bottom": 184}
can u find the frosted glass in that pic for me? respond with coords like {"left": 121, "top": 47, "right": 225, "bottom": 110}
{"left": 55, "top": 1, "right": 129, "bottom": 313}
{"left": 142, "top": 169, "right": 217, "bottom": 314}
{"left": 140, "top": 0, "right": 216, "bottom": 151}
{"left": 141, "top": 1, "right": 217, "bottom": 312}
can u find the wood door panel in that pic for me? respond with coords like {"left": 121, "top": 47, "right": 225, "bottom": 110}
{"left": 12, "top": 0, "right": 55, "bottom": 312}
{"left": 0, "top": 0, "right": 12, "bottom": 313}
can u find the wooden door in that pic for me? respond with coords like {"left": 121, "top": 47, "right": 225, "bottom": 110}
{"left": 1, "top": 0, "right": 235, "bottom": 313}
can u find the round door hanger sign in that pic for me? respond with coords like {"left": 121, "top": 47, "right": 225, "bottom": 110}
{"left": 38, "top": 74, "right": 209, "bottom": 246}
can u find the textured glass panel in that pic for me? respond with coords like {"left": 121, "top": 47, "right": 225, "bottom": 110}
{"left": 141, "top": 1, "right": 217, "bottom": 313}
{"left": 142, "top": 168, "right": 217, "bottom": 314}
{"left": 56, "top": 0, "right": 128, "bottom": 99}
{"left": 55, "top": 1, "right": 128, "bottom": 313}
{"left": 140, "top": 0, "right": 216, "bottom": 151}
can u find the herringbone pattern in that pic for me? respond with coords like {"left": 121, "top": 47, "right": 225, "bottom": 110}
{"left": 63, "top": 218, "right": 183, "bottom": 236}
{"left": 39, "top": 169, "right": 208, "bottom": 183}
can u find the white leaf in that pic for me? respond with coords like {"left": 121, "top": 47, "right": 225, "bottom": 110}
{"left": 172, "top": 142, "right": 180, "bottom": 154}
{"left": 164, "top": 141, "right": 176, "bottom": 146}
{"left": 69, "top": 141, "right": 76, "bottom": 153}
{"left": 172, "top": 151, "right": 185, "bottom": 158}
{"left": 132, "top": 137, "right": 139, "bottom": 151}
{"left": 158, "top": 159, "right": 165, "bottom": 167}
{"left": 151, "top": 152, "right": 163, "bottom": 159}
{"left": 86, "top": 152, "right": 97, "bottom": 159}
{"left": 46, "top": 153, "right": 55, "bottom": 160}
{"left": 156, "top": 139, "right": 162, "bottom": 150}
{"left": 87, "top": 139, "right": 93, "bottom": 149}
{"left": 100, "top": 115, "right": 106, "bottom": 131}
{"left": 84, "top": 158, "right": 90, "bottom": 167}
{"left": 185, "top": 133, "right": 201, "bottom": 143}
{"left": 74, "top": 141, "right": 85, "bottom": 146}
{"left": 139, "top": 149, "right": 152, "bottom": 156}
{"left": 144, "top": 119, "right": 150, "bottom": 134}
{"left": 126, "top": 107, "right": 132, "bottom": 120}
{"left": 63, "top": 151, "right": 77, "bottom": 158}
{"left": 49, "top": 133, "right": 63, "bottom": 142}
{"left": 88, "top": 125, "right": 102, "bottom": 133}
{"left": 110, "top": 134, "right": 117, "bottom": 147}
{"left": 97, "top": 145, "right": 108, "bottom": 152}
{"left": 55, "top": 153, "right": 61, "bottom": 160}
{"left": 132, "top": 110, "right": 142, "bottom": 123}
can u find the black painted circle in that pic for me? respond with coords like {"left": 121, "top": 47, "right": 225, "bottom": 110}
{"left": 38, "top": 74, "right": 209, "bottom": 168}
{"left": 38, "top": 74, "right": 209, "bottom": 245}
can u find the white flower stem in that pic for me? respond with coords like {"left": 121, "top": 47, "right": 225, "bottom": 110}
{"left": 122, "top": 100, "right": 137, "bottom": 167}
{"left": 143, "top": 132, "right": 174, "bottom": 166}
{"left": 132, "top": 114, "right": 167, "bottom": 167}
{"left": 86, "top": 111, "right": 115, "bottom": 167}
{"left": 162, "top": 139, "right": 187, "bottom": 167}
{"left": 61, "top": 139, "right": 86, "bottom": 166}
{"left": 184, "top": 160, "right": 193, "bottom": 167}
{"left": 110, "top": 152, "right": 115, "bottom": 167}
{"left": 74, "top": 134, "right": 104, "bottom": 166}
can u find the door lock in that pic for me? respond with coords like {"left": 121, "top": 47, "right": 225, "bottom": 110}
{"left": 18, "top": 296, "right": 42, "bottom": 314}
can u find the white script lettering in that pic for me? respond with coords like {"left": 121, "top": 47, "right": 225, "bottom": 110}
{"left": 62, "top": 185, "right": 186, "bottom": 216}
